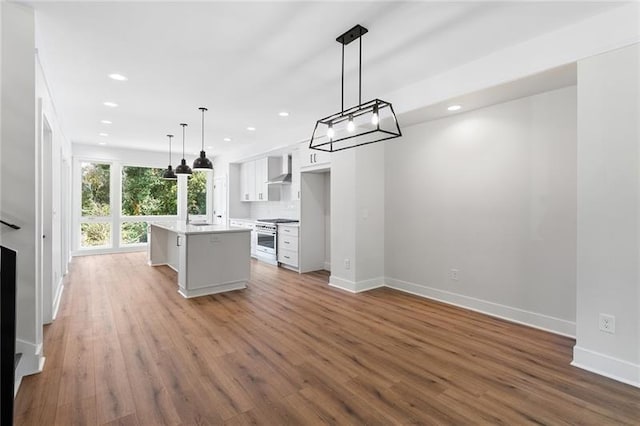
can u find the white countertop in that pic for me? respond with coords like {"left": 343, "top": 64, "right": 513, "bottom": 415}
{"left": 151, "top": 221, "right": 252, "bottom": 235}
{"left": 277, "top": 222, "right": 299, "bottom": 228}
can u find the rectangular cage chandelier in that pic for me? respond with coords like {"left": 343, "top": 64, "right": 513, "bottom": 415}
{"left": 310, "top": 24, "right": 401, "bottom": 153}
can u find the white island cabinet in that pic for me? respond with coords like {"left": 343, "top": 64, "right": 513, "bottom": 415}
{"left": 148, "top": 222, "right": 251, "bottom": 298}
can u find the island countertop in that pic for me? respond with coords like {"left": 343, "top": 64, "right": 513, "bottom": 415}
{"left": 150, "top": 221, "right": 252, "bottom": 235}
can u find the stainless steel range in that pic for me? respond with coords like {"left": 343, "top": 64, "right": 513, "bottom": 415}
{"left": 255, "top": 219, "right": 299, "bottom": 265}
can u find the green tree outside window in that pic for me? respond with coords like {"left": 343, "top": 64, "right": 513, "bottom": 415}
{"left": 187, "top": 171, "right": 208, "bottom": 215}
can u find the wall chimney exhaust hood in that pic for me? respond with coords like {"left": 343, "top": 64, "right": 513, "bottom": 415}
{"left": 268, "top": 154, "right": 292, "bottom": 184}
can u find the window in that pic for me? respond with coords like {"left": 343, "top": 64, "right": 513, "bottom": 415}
{"left": 121, "top": 166, "right": 177, "bottom": 216}
{"left": 120, "top": 221, "right": 148, "bottom": 245}
{"left": 82, "top": 162, "right": 110, "bottom": 216}
{"left": 187, "top": 171, "right": 208, "bottom": 216}
{"left": 80, "top": 162, "right": 112, "bottom": 248}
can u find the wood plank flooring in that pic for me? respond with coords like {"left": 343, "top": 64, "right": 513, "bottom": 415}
{"left": 15, "top": 252, "right": 640, "bottom": 425}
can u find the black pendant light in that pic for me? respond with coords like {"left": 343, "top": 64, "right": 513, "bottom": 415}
{"left": 193, "top": 107, "right": 213, "bottom": 170}
{"left": 162, "top": 134, "right": 177, "bottom": 180}
{"left": 309, "top": 24, "right": 401, "bottom": 152}
{"left": 175, "top": 123, "right": 192, "bottom": 175}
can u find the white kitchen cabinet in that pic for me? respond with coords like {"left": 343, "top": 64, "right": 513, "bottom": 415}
{"left": 240, "top": 161, "right": 256, "bottom": 201}
{"left": 240, "top": 157, "right": 281, "bottom": 202}
{"left": 299, "top": 141, "right": 331, "bottom": 170}
{"left": 230, "top": 219, "right": 257, "bottom": 258}
{"left": 148, "top": 222, "right": 251, "bottom": 298}
{"left": 277, "top": 224, "right": 299, "bottom": 270}
{"left": 291, "top": 149, "right": 301, "bottom": 201}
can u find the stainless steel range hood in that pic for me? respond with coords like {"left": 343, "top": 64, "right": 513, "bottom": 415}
{"left": 267, "top": 154, "right": 292, "bottom": 184}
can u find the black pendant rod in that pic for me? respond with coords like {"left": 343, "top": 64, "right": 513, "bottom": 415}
{"left": 167, "top": 134, "right": 173, "bottom": 163}
{"left": 181, "top": 123, "right": 187, "bottom": 157}
{"left": 336, "top": 24, "right": 368, "bottom": 114}
{"left": 341, "top": 43, "right": 344, "bottom": 114}
{"left": 359, "top": 35, "right": 362, "bottom": 105}
{"left": 199, "top": 107, "right": 207, "bottom": 151}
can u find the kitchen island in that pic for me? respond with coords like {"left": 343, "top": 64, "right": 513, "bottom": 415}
{"left": 148, "top": 222, "right": 251, "bottom": 298}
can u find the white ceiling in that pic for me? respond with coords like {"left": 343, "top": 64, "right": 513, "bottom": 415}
{"left": 30, "top": 1, "right": 619, "bottom": 161}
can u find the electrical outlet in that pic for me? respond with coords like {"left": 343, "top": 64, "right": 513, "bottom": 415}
{"left": 344, "top": 259, "right": 351, "bottom": 270}
{"left": 450, "top": 268, "right": 459, "bottom": 281}
{"left": 599, "top": 314, "right": 615, "bottom": 334}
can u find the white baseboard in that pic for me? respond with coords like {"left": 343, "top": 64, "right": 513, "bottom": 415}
{"left": 385, "top": 277, "right": 576, "bottom": 337}
{"left": 329, "top": 276, "right": 385, "bottom": 293}
{"left": 178, "top": 280, "right": 247, "bottom": 298}
{"left": 15, "top": 338, "right": 46, "bottom": 393}
{"left": 572, "top": 346, "right": 640, "bottom": 388}
{"left": 52, "top": 279, "right": 64, "bottom": 320}
{"left": 323, "top": 261, "right": 331, "bottom": 272}
{"left": 71, "top": 245, "right": 146, "bottom": 257}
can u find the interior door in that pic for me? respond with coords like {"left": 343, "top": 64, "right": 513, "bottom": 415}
{"left": 213, "top": 176, "right": 227, "bottom": 225}
{"left": 41, "top": 115, "right": 54, "bottom": 324}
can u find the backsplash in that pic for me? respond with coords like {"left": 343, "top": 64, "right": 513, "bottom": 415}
{"left": 249, "top": 200, "right": 299, "bottom": 219}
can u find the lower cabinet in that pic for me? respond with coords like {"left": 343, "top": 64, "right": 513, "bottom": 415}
{"left": 277, "top": 225, "right": 299, "bottom": 269}
{"left": 230, "top": 219, "right": 257, "bottom": 258}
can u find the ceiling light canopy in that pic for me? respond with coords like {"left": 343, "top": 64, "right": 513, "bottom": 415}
{"left": 175, "top": 123, "right": 192, "bottom": 175}
{"left": 108, "top": 73, "right": 128, "bottom": 81}
{"left": 192, "top": 107, "right": 213, "bottom": 171}
{"left": 310, "top": 24, "right": 401, "bottom": 153}
{"left": 162, "top": 134, "right": 177, "bottom": 180}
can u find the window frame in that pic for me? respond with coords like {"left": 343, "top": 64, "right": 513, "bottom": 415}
{"left": 73, "top": 157, "right": 182, "bottom": 254}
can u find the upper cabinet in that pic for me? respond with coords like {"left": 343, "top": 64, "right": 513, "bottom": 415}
{"left": 291, "top": 149, "right": 301, "bottom": 201}
{"left": 240, "top": 161, "right": 256, "bottom": 201}
{"left": 240, "top": 157, "right": 281, "bottom": 202}
{"left": 299, "top": 141, "right": 331, "bottom": 170}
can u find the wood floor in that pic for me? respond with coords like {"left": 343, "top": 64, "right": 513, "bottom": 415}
{"left": 15, "top": 253, "right": 640, "bottom": 425}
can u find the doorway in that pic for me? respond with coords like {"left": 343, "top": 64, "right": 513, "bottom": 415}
{"left": 299, "top": 169, "right": 331, "bottom": 273}
{"left": 213, "top": 176, "right": 228, "bottom": 225}
{"left": 41, "top": 115, "right": 53, "bottom": 324}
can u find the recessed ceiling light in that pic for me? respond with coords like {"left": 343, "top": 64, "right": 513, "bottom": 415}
{"left": 447, "top": 105, "right": 461, "bottom": 111}
{"left": 247, "top": 127, "right": 256, "bottom": 131}
{"left": 109, "top": 73, "right": 128, "bottom": 81}
{"left": 207, "top": 146, "right": 213, "bottom": 150}
{"left": 279, "top": 112, "right": 289, "bottom": 117}
{"left": 223, "top": 137, "right": 231, "bottom": 142}
{"left": 99, "top": 132, "right": 109, "bottom": 137}
{"left": 103, "top": 101, "right": 118, "bottom": 108}
{"left": 100, "top": 120, "right": 112, "bottom": 124}
{"left": 98, "top": 141, "right": 107, "bottom": 146}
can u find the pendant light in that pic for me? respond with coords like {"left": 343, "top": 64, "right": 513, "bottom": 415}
{"left": 193, "top": 107, "right": 213, "bottom": 170}
{"left": 162, "top": 134, "right": 177, "bottom": 180}
{"left": 309, "top": 24, "right": 401, "bottom": 152}
{"left": 175, "top": 123, "right": 192, "bottom": 175}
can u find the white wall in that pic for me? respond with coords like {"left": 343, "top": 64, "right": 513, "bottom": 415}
{"left": 0, "top": 2, "right": 43, "bottom": 374}
{"left": 385, "top": 86, "right": 578, "bottom": 336}
{"left": 324, "top": 172, "right": 330, "bottom": 269}
{"left": 573, "top": 43, "right": 639, "bottom": 387}
{"left": 36, "top": 51, "right": 72, "bottom": 325}
{"left": 330, "top": 150, "right": 357, "bottom": 284}
{"left": 330, "top": 144, "right": 386, "bottom": 291}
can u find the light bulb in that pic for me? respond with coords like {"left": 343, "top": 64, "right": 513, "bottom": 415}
{"left": 327, "top": 124, "right": 335, "bottom": 139}
{"left": 347, "top": 116, "right": 355, "bottom": 132}
{"left": 371, "top": 105, "right": 379, "bottom": 125}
